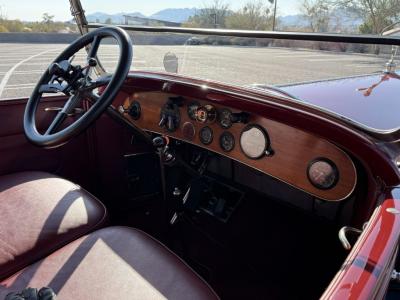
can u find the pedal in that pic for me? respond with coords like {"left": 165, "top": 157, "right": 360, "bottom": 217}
{"left": 170, "top": 212, "right": 179, "bottom": 225}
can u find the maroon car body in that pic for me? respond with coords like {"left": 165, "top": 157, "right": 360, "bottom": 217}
{"left": 0, "top": 0, "right": 400, "bottom": 299}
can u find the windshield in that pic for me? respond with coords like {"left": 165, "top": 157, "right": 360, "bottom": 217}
{"left": 79, "top": 0, "right": 400, "bottom": 83}
{"left": 78, "top": 0, "right": 400, "bottom": 132}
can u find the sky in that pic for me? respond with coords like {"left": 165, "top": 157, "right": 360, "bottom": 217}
{"left": 0, "top": 0, "right": 300, "bottom": 21}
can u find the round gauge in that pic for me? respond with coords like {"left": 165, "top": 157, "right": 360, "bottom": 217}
{"left": 182, "top": 122, "right": 195, "bottom": 141}
{"left": 187, "top": 101, "right": 199, "bottom": 120}
{"left": 196, "top": 105, "right": 217, "bottom": 123}
{"left": 199, "top": 126, "right": 213, "bottom": 145}
{"left": 219, "top": 131, "right": 235, "bottom": 152}
{"left": 218, "top": 108, "right": 233, "bottom": 129}
{"left": 240, "top": 125, "right": 269, "bottom": 159}
{"left": 307, "top": 158, "right": 339, "bottom": 190}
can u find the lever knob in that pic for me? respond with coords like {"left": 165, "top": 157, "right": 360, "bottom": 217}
{"left": 152, "top": 136, "right": 168, "bottom": 148}
{"left": 87, "top": 57, "right": 97, "bottom": 67}
{"left": 48, "top": 63, "right": 63, "bottom": 76}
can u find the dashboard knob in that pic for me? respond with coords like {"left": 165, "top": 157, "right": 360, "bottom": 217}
{"left": 152, "top": 136, "right": 168, "bottom": 148}
{"left": 128, "top": 101, "right": 141, "bottom": 120}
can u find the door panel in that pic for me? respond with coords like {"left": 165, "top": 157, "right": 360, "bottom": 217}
{"left": 0, "top": 96, "right": 93, "bottom": 189}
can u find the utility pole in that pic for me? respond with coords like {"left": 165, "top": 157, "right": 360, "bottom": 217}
{"left": 210, "top": 13, "right": 217, "bottom": 28}
{"left": 271, "top": 0, "right": 278, "bottom": 31}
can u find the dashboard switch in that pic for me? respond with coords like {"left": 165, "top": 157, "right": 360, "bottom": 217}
{"left": 159, "top": 98, "right": 181, "bottom": 132}
{"left": 128, "top": 101, "right": 141, "bottom": 120}
{"left": 159, "top": 115, "right": 167, "bottom": 127}
{"left": 167, "top": 116, "right": 176, "bottom": 132}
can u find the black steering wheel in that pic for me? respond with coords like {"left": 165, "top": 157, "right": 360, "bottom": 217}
{"left": 24, "top": 26, "right": 132, "bottom": 148}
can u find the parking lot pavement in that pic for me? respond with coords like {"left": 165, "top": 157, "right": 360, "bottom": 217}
{"left": 0, "top": 43, "right": 388, "bottom": 100}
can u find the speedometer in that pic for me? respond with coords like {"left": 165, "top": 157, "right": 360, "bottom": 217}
{"left": 307, "top": 158, "right": 339, "bottom": 190}
{"left": 240, "top": 125, "right": 269, "bottom": 159}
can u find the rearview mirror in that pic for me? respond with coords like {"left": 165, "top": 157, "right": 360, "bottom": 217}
{"left": 163, "top": 52, "right": 179, "bottom": 73}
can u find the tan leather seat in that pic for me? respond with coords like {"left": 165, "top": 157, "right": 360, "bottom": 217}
{"left": 0, "top": 171, "right": 107, "bottom": 280}
{"left": 0, "top": 227, "right": 218, "bottom": 300}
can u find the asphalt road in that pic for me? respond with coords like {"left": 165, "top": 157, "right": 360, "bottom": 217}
{"left": 0, "top": 43, "right": 388, "bottom": 99}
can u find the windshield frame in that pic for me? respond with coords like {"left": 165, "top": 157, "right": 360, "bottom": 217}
{"left": 70, "top": 0, "right": 400, "bottom": 142}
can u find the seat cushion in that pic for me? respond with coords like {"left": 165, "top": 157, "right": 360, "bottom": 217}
{"left": 0, "top": 226, "right": 218, "bottom": 300}
{"left": 0, "top": 171, "right": 107, "bottom": 280}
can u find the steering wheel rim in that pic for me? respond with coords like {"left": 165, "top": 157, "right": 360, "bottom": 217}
{"left": 24, "top": 26, "right": 133, "bottom": 148}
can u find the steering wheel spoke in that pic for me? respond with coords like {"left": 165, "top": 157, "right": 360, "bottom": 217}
{"left": 83, "top": 35, "right": 102, "bottom": 78}
{"left": 87, "top": 35, "right": 101, "bottom": 59}
{"left": 45, "top": 94, "right": 82, "bottom": 135}
{"left": 45, "top": 111, "right": 68, "bottom": 135}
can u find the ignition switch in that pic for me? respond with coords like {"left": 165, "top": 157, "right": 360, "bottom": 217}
{"left": 159, "top": 97, "right": 182, "bottom": 132}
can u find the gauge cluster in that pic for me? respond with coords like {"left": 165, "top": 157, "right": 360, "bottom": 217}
{"left": 186, "top": 103, "right": 265, "bottom": 156}
{"left": 120, "top": 92, "right": 356, "bottom": 201}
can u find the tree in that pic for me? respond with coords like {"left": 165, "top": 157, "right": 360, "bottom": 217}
{"left": 0, "top": 25, "right": 8, "bottom": 32}
{"left": 0, "top": 5, "right": 5, "bottom": 21}
{"left": 184, "top": 0, "right": 230, "bottom": 28}
{"left": 332, "top": 0, "right": 400, "bottom": 34}
{"left": 226, "top": 1, "right": 274, "bottom": 30}
{"left": 42, "top": 13, "right": 54, "bottom": 24}
{"left": 300, "top": 0, "right": 331, "bottom": 32}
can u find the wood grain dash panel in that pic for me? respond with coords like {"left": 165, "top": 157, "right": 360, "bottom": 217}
{"left": 120, "top": 91, "right": 357, "bottom": 201}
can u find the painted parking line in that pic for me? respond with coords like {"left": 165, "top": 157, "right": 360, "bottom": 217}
{"left": 273, "top": 54, "right": 335, "bottom": 58}
{"left": 0, "top": 48, "right": 59, "bottom": 98}
{"left": 306, "top": 57, "right": 383, "bottom": 62}
{"left": 346, "top": 64, "right": 383, "bottom": 68}
{"left": 6, "top": 83, "right": 37, "bottom": 87}
{"left": 0, "top": 57, "right": 59, "bottom": 62}
{"left": 5, "top": 85, "right": 36, "bottom": 90}
{"left": 0, "top": 70, "right": 44, "bottom": 75}
{"left": 0, "top": 59, "right": 123, "bottom": 66}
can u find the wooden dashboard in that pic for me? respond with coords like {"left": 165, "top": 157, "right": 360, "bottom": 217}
{"left": 118, "top": 91, "right": 357, "bottom": 201}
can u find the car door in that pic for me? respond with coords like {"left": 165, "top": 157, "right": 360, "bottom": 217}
{"left": 0, "top": 95, "right": 95, "bottom": 187}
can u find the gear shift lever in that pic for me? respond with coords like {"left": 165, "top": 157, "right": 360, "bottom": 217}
{"left": 152, "top": 136, "right": 168, "bottom": 148}
{"left": 152, "top": 136, "right": 175, "bottom": 164}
